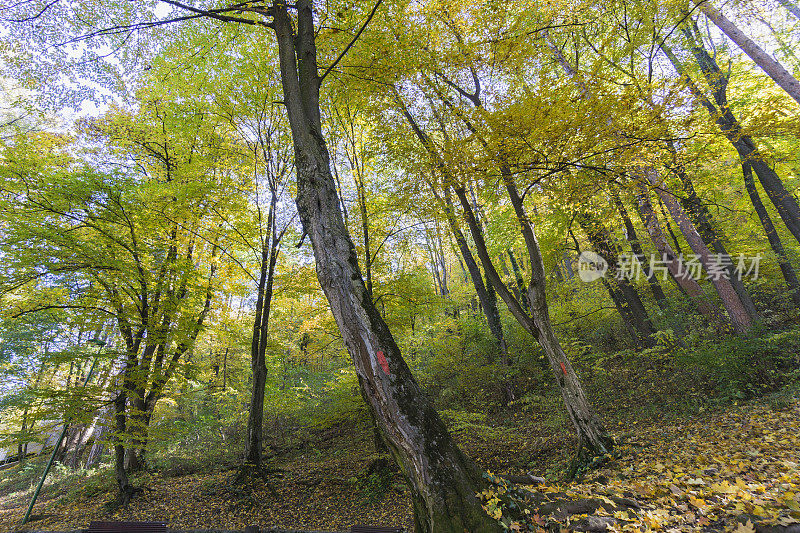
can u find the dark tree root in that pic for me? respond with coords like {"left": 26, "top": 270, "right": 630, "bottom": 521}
{"left": 106, "top": 484, "right": 144, "bottom": 510}
{"left": 566, "top": 438, "right": 615, "bottom": 481}
{"left": 483, "top": 471, "right": 642, "bottom": 532}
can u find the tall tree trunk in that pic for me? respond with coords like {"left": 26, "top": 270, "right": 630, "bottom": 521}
{"left": 114, "top": 352, "right": 136, "bottom": 504}
{"left": 664, "top": 34, "right": 800, "bottom": 246}
{"left": 244, "top": 198, "right": 279, "bottom": 470}
{"left": 634, "top": 183, "right": 725, "bottom": 324}
{"left": 742, "top": 162, "right": 800, "bottom": 307}
{"left": 355, "top": 172, "right": 373, "bottom": 298}
{"left": 646, "top": 173, "right": 753, "bottom": 334}
{"left": 455, "top": 186, "right": 614, "bottom": 458}
{"left": 691, "top": 0, "right": 800, "bottom": 104}
{"left": 578, "top": 213, "right": 659, "bottom": 348}
{"left": 273, "top": 4, "right": 500, "bottom": 531}
{"left": 610, "top": 189, "right": 670, "bottom": 310}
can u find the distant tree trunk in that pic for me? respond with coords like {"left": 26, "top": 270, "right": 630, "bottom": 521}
{"left": 114, "top": 352, "right": 136, "bottom": 504}
{"left": 691, "top": 0, "right": 800, "bottom": 105}
{"left": 274, "top": 4, "right": 500, "bottom": 530}
{"left": 578, "top": 213, "right": 658, "bottom": 348}
{"left": 610, "top": 189, "right": 670, "bottom": 310}
{"left": 634, "top": 183, "right": 725, "bottom": 325}
{"left": 498, "top": 253, "right": 523, "bottom": 303}
{"left": 645, "top": 173, "right": 753, "bottom": 334}
{"left": 668, "top": 155, "right": 760, "bottom": 321}
{"left": 356, "top": 174, "right": 373, "bottom": 298}
{"left": 85, "top": 405, "right": 112, "bottom": 469}
{"left": 742, "top": 162, "right": 800, "bottom": 307}
{"left": 508, "top": 250, "right": 530, "bottom": 313}
{"left": 438, "top": 185, "right": 508, "bottom": 365}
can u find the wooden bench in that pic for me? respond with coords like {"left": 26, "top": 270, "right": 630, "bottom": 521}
{"left": 86, "top": 521, "right": 167, "bottom": 533}
{"left": 350, "top": 526, "right": 404, "bottom": 533}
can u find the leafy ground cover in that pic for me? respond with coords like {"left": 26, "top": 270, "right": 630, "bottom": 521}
{"left": 1, "top": 391, "right": 798, "bottom": 532}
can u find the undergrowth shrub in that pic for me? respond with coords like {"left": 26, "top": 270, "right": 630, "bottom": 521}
{"left": 675, "top": 327, "right": 800, "bottom": 401}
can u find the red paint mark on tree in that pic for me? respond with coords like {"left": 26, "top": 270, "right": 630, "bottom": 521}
{"left": 376, "top": 351, "right": 390, "bottom": 376}
{"left": 560, "top": 362, "right": 567, "bottom": 376}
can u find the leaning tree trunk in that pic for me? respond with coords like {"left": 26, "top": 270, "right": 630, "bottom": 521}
{"left": 691, "top": 0, "right": 800, "bottom": 105}
{"left": 500, "top": 178, "right": 614, "bottom": 458}
{"left": 634, "top": 183, "right": 726, "bottom": 326}
{"left": 742, "top": 162, "right": 800, "bottom": 308}
{"left": 664, "top": 34, "right": 800, "bottom": 246}
{"left": 646, "top": 173, "right": 753, "bottom": 334}
{"left": 397, "top": 86, "right": 611, "bottom": 459}
{"left": 273, "top": 4, "right": 500, "bottom": 531}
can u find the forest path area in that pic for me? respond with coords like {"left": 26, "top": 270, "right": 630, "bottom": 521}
{"left": 1, "top": 396, "right": 799, "bottom": 532}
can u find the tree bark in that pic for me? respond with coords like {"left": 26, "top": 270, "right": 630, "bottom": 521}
{"left": 634, "top": 183, "right": 725, "bottom": 325}
{"left": 577, "top": 213, "right": 659, "bottom": 348}
{"left": 742, "top": 161, "right": 800, "bottom": 308}
{"left": 691, "top": 0, "right": 800, "bottom": 105}
{"left": 646, "top": 173, "right": 753, "bottom": 334}
{"left": 273, "top": 4, "right": 500, "bottom": 531}
{"left": 457, "top": 186, "right": 614, "bottom": 457}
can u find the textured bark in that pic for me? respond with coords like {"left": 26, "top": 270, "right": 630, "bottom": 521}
{"left": 634, "top": 184, "right": 724, "bottom": 325}
{"left": 274, "top": 4, "right": 499, "bottom": 531}
{"left": 692, "top": 0, "right": 800, "bottom": 105}
{"left": 646, "top": 173, "right": 752, "bottom": 334}
{"left": 742, "top": 162, "right": 800, "bottom": 308}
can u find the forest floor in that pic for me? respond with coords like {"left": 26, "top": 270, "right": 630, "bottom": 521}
{"left": 1, "top": 391, "right": 799, "bottom": 532}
